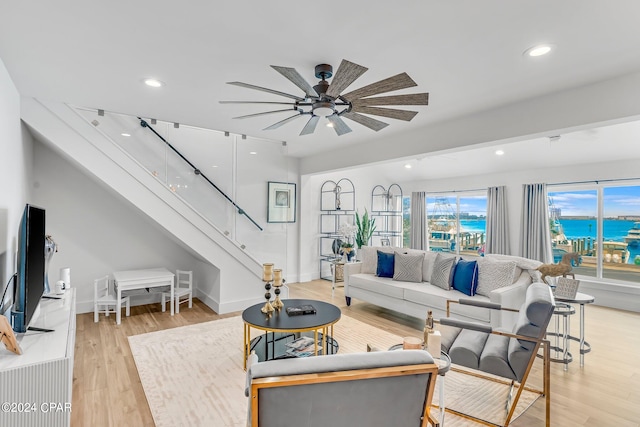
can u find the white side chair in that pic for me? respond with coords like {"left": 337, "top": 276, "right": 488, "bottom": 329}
{"left": 94, "top": 275, "right": 130, "bottom": 323}
{"left": 162, "top": 270, "right": 193, "bottom": 314}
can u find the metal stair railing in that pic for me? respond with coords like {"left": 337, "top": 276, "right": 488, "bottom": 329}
{"left": 137, "top": 117, "right": 263, "bottom": 231}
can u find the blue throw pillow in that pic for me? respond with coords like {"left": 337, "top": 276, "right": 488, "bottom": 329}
{"left": 452, "top": 259, "right": 479, "bottom": 296}
{"left": 376, "top": 250, "right": 395, "bottom": 278}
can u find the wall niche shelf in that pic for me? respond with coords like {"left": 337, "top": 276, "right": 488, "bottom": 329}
{"left": 319, "top": 178, "right": 355, "bottom": 281}
{"left": 370, "top": 183, "right": 403, "bottom": 247}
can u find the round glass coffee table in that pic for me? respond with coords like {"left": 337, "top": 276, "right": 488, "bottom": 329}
{"left": 242, "top": 299, "right": 341, "bottom": 370}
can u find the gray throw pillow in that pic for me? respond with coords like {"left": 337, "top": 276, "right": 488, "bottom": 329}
{"left": 393, "top": 251, "right": 425, "bottom": 283}
{"left": 430, "top": 253, "right": 456, "bottom": 290}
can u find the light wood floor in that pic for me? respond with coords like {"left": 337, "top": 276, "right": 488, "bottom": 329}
{"left": 72, "top": 280, "right": 640, "bottom": 426}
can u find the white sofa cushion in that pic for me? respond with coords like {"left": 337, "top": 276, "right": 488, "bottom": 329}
{"left": 476, "top": 258, "right": 517, "bottom": 297}
{"left": 393, "top": 251, "right": 425, "bottom": 283}
{"left": 360, "top": 246, "right": 395, "bottom": 274}
{"left": 485, "top": 254, "right": 542, "bottom": 282}
{"left": 422, "top": 251, "right": 438, "bottom": 282}
{"left": 402, "top": 283, "right": 491, "bottom": 323}
{"left": 485, "top": 254, "right": 542, "bottom": 270}
{"left": 349, "top": 274, "right": 405, "bottom": 299}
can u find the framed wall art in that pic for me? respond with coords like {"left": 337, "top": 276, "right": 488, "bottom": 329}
{"left": 267, "top": 181, "right": 296, "bottom": 223}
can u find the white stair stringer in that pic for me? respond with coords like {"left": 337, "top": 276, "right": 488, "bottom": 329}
{"left": 20, "top": 97, "right": 263, "bottom": 314}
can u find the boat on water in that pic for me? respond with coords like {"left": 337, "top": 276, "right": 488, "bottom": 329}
{"left": 427, "top": 197, "right": 484, "bottom": 253}
{"left": 428, "top": 197, "right": 458, "bottom": 252}
{"left": 624, "top": 222, "right": 640, "bottom": 248}
{"left": 594, "top": 241, "right": 630, "bottom": 264}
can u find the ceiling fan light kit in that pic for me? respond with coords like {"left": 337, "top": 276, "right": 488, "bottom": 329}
{"left": 221, "top": 59, "right": 429, "bottom": 136}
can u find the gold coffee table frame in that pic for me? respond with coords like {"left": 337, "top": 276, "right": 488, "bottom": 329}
{"left": 242, "top": 299, "right": 341, "bottom": 370}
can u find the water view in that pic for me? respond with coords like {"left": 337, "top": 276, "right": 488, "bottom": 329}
{"left": 461, "top": 218, "right": 640, "bottom": 262}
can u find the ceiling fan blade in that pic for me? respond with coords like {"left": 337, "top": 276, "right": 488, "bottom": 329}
{"left": 220, "top": 100, "right": 298, "bottom": 105}
{"left": 341, "top": 72, "right": 417, "bottom": 100}
{"left": 227, "top": 81, "right": 304, "bottom": 101}
{"left": 326, "top": 60, "right": 368, "bottom": 99}
{"left": 352, "top": 93, "right": 429, "bottom": 107}
{"left": 341, "top": 111, "right": 389, "bottom": 132}
{"left": 327, "top": 114, "right": 352, "bottom": 136}
{"left": 300, "top": 115, "right": 320, "bottom": 136}
{"left": 271, "top": 66, "right": 318, "bottom": 98}
{"left": 352, "top": 106, "right": 418, "bottom": 121}
{"left": 233, "top": 109, "right": 297, "bottom": 119}
{"left": 263, "top": 113, "right": 303, "bottom": 130}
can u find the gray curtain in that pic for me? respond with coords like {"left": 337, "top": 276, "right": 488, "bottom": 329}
{"left": 520, "top": 183, "right": 553, "bottom": 263}
{"left": 410, "top": 192, "right": 427, "bottom": 250}
{"left": 485, "top": 186, "right": 510, "bottom": 255}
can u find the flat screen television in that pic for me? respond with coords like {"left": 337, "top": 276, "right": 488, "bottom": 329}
{"left": 11, "top": 204, "right": 46, "bottom": 333}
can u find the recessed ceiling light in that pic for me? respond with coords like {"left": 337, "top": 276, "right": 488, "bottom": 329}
{"left": 212, "top": 165, "right": 218, "bottom": 168}
{"left": 524, "top": 44, "right": 554, "bottom": 57}
{"left": 404, "top": 164, "right": 412, "bottom": 169}
{"left": 326, "top": 122, "right": 335, "bottom": 128}
{"left": 495, "top": 150, "right": 505, "bottom": 156}
{"left": 121, "top": 133, "right": 131, "bottom": 137}
{"left": 143, "top": 78, "right": 165, "bottom": 88}
{"left": 249, "top": 151, "right": 257, "bottom": 155}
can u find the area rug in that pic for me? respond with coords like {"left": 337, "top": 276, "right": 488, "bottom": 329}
{"left": 128, "top": 315, "right": 538, "bottom": 427}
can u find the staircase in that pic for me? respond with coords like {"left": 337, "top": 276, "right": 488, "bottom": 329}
{"left": 20, "top": 98, "right": 286, "bottom": 314}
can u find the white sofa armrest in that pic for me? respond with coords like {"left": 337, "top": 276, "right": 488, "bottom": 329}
{"left": 488, "top": 271, "right": 532, "bottom": 328}
{"left": 343, "top": 261, "right": 362, "bottom": 295}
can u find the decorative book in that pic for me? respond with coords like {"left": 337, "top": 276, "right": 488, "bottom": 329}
{"left": 285, "top": 336, "right": 321, "bottom": 357}
{"left": 554, "top": 277, "right": 580, "bottom": 300}
{"left": 286, "top": 304, "right": 317, "bottom": 316}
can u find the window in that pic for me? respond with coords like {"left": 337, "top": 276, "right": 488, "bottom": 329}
{"left": 426, "top": 193, "right": 487, "bottom": 256}
{"left": 548, "top": 189, "right": 597, "bottom": 278}
{"left": 549, "top": 184, "right": 640, "bottom": 285}
{"left": 402, "top": 196, "right": 411, "bottom": 247}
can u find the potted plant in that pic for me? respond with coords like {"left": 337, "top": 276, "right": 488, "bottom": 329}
{"left": 355, "top": 209, "right": 376, "bottom": 248}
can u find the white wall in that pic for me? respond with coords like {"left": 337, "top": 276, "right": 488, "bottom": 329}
{"left": 299, "top": 167, "right": 403, "bottom": 282}
{"left": 31, "top": 141, "right": 205, "bottom": 313}
{"left": 0, "top": 58, "right": 33, "bottom": 298}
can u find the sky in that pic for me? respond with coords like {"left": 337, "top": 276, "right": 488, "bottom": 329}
{"left": 550, "top": 185, "right": 640, "bottom": 217}
{"left": 403, "top": 195, "right": 488, "bottom": 217}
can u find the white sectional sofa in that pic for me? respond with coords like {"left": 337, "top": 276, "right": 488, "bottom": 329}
{"left": 344, "top": 247, "right": 543, "bottom": 328}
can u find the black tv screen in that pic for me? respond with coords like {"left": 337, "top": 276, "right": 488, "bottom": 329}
{"left": 11, "top": 204, "right": 46, "bottom": 333}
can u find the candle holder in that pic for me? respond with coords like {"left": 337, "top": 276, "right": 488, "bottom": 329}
{"left": 261, "top": 263, "right": 275, "bottom": 316}
{"left": 261, "top": 280, "right": 275, "bottom": 315}
{"left": 272, "top": 268, "right": 285, "bottom": 311}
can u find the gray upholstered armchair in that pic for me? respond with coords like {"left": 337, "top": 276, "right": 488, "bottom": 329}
{"left": 438, "top": 282, "right": 555, "bottom": 427}
{"left": 245, "top": 350, "right": 440, "bottom": 427}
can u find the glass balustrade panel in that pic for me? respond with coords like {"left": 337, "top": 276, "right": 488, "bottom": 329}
{"left": 72, "top": 107, "right": 288, "bottom": 262}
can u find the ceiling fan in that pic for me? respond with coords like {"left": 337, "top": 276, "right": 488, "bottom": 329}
{"left": 220, "top": 59, "right": 429, "bottom": 136}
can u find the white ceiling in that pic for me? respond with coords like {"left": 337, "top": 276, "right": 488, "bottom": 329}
{"left": 368, "top": 120, "right": 640, "bottom": 181}
{"left": 2, "top": 1, "right": 640, "bottom": 169}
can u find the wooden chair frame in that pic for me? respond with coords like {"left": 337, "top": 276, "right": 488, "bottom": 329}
{"left": 249, "top": 363, "right": 441, "bottom": 427}
{"left": 438, "top": 300, "right": 551, "bottom": 427}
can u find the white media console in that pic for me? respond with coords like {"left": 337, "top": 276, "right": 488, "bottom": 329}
{"left": 0, "top": 288, "right": 76, "bottom": 427}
